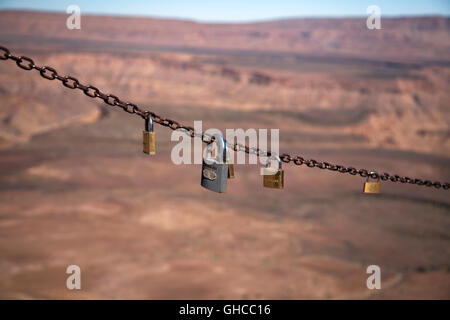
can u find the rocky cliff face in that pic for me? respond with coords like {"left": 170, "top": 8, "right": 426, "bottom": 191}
{"left": 0, "top": 11, "right": 449, "bottom": 61}
{"left": 0, "top": 11, "right": 449, "bottom": 299}
{"left": 0, "top": 11, "right": 449, "bottom": 155}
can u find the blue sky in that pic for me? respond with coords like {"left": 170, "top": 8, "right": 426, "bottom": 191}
{"left": 0, "top": 0, "right": 449, "bottom": 22}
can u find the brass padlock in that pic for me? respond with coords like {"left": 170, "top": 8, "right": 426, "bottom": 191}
{"left": 143, "top": 117, "right": 156, "bottom": 155}
{"left": 363, "top": 171, "right": 381, "bottom": 194}
{"left": 228, "top": 164, "right": 235, "bottom": 179}
{"left": 227, "top": 150, "right": 235, "bottom": 179}
{"left": 263, "top": 155, "right": 284, "bottom": 189}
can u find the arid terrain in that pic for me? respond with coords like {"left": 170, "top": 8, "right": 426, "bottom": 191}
{"left": 0, "top": 11, "right": 449, "bottom": 299}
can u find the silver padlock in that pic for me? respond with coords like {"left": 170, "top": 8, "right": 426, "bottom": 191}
{"left": 201, "top": 133, "right": 229, "bottom": 193}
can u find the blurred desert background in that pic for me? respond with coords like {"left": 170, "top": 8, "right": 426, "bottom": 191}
{"left": 0, "top": 10, "right": 449, "bottom": 299}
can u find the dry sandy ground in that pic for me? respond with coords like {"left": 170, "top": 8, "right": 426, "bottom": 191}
{"left": 0, "top": 12, "right": 449, "bottom": 299}
{"left": 0, "top": 104, "right": 448, "bottom": 299}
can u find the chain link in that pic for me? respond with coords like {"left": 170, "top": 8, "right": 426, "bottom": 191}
{"left": 0, "top": 45, "right": 448, "bottom": 190}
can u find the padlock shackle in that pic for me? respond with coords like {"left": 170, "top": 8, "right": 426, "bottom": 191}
{"left": 206, "top": 133, "right": 227, "bottom": 163}
{"left": 265, "top": 155, "right": 282, "bottom": 170}
{"left": 366, "top": 170, "right": 380, "bottom": 182}
{"left": 145, "top": 116, "right": 154, "bottom": 132}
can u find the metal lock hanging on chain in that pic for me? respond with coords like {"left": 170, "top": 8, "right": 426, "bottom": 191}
{"left": 201, "top": 133, "right": 229, "bottom": 193}
{"left": 143, "top": 117, "right": 156, "bottom": 155}
{"left": 227, "top": 149, "right": 235, "bottom": 179}
{"left": 263, "top": 155, "right": 284, "bottom": 189}
{"left": 363, "top": 171, "right": 381, "bottom": 194}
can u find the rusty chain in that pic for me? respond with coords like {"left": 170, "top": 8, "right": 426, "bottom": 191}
{"left": 0, "top": 45, "right": 448, "bottom": 190}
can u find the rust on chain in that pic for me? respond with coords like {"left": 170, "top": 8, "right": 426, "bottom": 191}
{"left": 0, "top": 46, "right": 10, "bottom": 60}
{"left": 16, "top": 56, "right": 35, "bottom": 70}
{"left": 39, "top": 66, "right": 58, "bottom": 80}
{"left": 0, "top": 45, "right": 448, "bottom": 191}
{"left": 104, "top": 94, "right": 119, "bottom": 106}
{"left": 62, "top": 76, "right": 79, "bottom": 89}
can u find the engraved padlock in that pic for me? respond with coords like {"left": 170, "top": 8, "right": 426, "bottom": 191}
{"left": 263, "top": 155, "right": 284, "bottom": 189}
{"left": 143, "top": 117, "right": 156, "bottom": 155}
{"left": 227, "top": 149, "right": 235, "bottom": 179}
{"left": 363, "top": 171, "right": 381, "bottom": 194}
{"left": 201, "top": 134, "right": 229, "bottom": 193}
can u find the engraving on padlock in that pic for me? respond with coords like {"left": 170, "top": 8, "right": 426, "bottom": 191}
{"left": 202, "top": 162, "right": 218, "bottom": 181}
{"left": 143, "top": 117, "right": 156, "bottom": 155}
{"left": 263, "top": 155, "right": 284, "bottom": 189}
{"left": 363, "top": 171, "right": 381, "bottom": 194}
{"left": 201, "top": 134, "right": 228, "bottom": 193}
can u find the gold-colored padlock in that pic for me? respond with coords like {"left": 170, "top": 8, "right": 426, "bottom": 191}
{"left": 363, "top": 171, "right": 381, "bottom": 194}
{"left": 227, "top": 150, "right": 235, "bottom": 179}
{"left": 143, "top": 117, "right": 156, "bottom": 155}
{"left": 263, "top": 155, "right": 284, "bottom": 189}
{"left": 228, "top": 164, "right": 235, "bottom": 179}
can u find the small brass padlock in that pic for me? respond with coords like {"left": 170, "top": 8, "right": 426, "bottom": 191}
{"left": 228, "top": 164, "right": 235, "bottom": 179}
{"left": 227, "top": 150, "right": 235, "bottom": 179}
{"left": 143, "top": 117, "right": 156, "bottom": 155}
{"left": 363, "top": 171, "right": 381, "bottom": 194}
{"left": 263, "top": 155, "right": 284, "bottom": 189}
